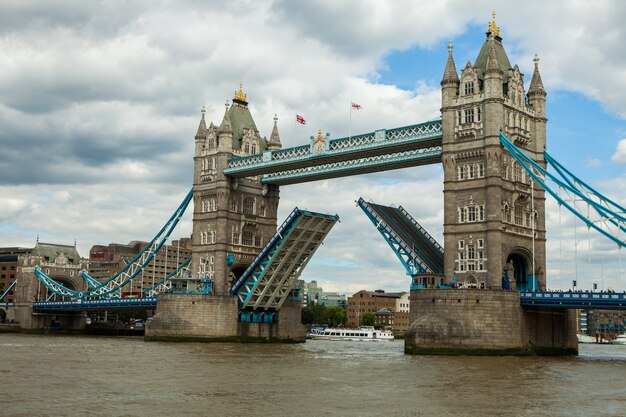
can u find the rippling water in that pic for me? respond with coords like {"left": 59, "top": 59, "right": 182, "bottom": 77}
{"left": 1, "top": 334, "right": 625, "bottom": 416}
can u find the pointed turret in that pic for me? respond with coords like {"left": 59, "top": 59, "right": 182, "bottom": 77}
{"left": 218, "top": 101, "right": 233, "bottom": 135}
{"left": 194, "top": 107, "right": 207, "bottom": 156}
{"left": 528, "top": 54, "right": 547, "bottom": 120}
{"left": 483, "top": 38, "right": 504, "bottom": 99}
{"left": 441, "top": 41, "right": 459, "bottom": 106}
{"left": 441, "top": 41, "right": 460, "bottom": 85}
{"left": 528, "top": 54, "right": 546, "bottom": 96}
{"left": 485, "top": 40, "right": 502, "bottom": 75}
{"left": 218, "top": 100, "right": 233, "bottom": 153}
{"left": 268, "top": 114, "right": 282, "bottom": 151}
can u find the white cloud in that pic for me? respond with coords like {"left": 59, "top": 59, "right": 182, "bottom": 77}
{"left": 0, "top": 1, "right": 625, "bottom": 293}
{"left": 611, "top": 139, "right": 626, "bottom": 164}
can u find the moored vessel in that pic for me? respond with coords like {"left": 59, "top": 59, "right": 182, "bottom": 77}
{"left": 308, "top": 326, "right": 393, "bottom": 341}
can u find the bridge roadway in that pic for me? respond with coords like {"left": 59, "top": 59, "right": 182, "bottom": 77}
{"left": 30, "top": 291, "right": 626, "bottom": 312}
{"left": 223, "top": 120, "right": 442, "bottom": 185}
{"left": 520, "top": 291, "right": 626, "bottom": 310}
{"left": 368, "top": 202, "right": 444, "bottom": 273}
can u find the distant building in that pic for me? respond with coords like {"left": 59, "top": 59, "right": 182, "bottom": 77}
{"left": 302, "top": 280, "right": 346, "bottom": 308}
{"left": 347, "top": 289, "right": 410, "bottom": 336}
{"left": 0, "top": 247, "right": 31, "bottom": 304}
{"left": 88, "top": 237, "right": 192, "bottom": 295}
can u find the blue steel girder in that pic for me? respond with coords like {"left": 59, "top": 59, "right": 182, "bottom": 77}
{"left": 357, "top": 198, "right": 432, "bottom": 276}
{"left": 0, "top": 279, "right": 16, "bottom": 302}
{"left": 32, "top": 297, "right": 158, "bottom": 311}
{"left": 260, "top": 146, "right": 442, "bottom": 186}
{"left": 33, "top": 189, "right": 194, "bottom": 300}
{"left": 500, "top": 133, "right": 626, "bottom": 248}
{"left": 520, "top": 291, "right": 626, "bottom": 310}
{"left": 224, "top": 120, "right": 442, "bottom": 179}
{"left": 232, "top": 208, "right": 339, "bottom": 311}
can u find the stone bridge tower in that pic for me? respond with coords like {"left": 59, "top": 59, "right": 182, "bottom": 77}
{"left": 405, "top": 17, "right": 576, "bottom": 356}
{"left": 440, "top": 15, "right": 547, "bottom": 291}
{"left": 13, "top": 242, "right": 88, "bottom": 328}
{"left": 192, "top": 85, "right": 282, "bottom": 295}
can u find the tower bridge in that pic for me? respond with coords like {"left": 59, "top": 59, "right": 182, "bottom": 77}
{"left": 13, "top": 16, "right": 626, "bottom": 354}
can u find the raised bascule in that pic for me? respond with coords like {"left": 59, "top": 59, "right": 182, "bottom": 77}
{"left": 14, "top": 16, "right": 626, "bottom": 354}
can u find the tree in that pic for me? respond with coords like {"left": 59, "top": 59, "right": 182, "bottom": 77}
{"left": 301, "top": 306, "right": 314, "bottom": 325}
{"left": 361, "top": 312, "right": 376, "bottom": 327}
{"left": 310, "top": 303, "right": 327, "bottom": 325}
{"left": 326, "top": 306, "right": 347, "bottom": 327}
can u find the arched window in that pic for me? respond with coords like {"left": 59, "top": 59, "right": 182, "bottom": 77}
{"left": 242, "top": 230, "right": 254, "bottom": 246}
{"left": 251, "top": 144, "right": 257, "bottom": 154}
{"left": 244, "top": 143, "right": 250, "bottom": 154}
{"left": 210, "top": 199, "right": 217, "bottom": 211}
{"left": 243, "top": 198, "right": 254, "bottom": 215}
{"left": 209, "top": 230, "right": 216, "bottom": 244}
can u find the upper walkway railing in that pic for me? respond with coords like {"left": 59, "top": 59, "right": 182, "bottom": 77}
{"left": 32, "top": 297, "right": 158, "bottom": 311}
{"left": 223, "top": 119, "right": 443, "bottom": 183}
{"left": 520, "top": 291, "right": 626, "bottom": 309}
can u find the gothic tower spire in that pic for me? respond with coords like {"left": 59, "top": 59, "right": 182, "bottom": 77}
{"left": 268, "top": 114, "right": 282, "bottom": 151}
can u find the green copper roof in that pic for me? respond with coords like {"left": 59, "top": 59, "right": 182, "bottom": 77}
{"left": 474, "top": 36, "right": 512, "bottom": 82}
{"left": 31, "top": 242, "right": 82, "bottom": 263}
{"left": 227, "top": 103, "right": 266, "bottom": 152}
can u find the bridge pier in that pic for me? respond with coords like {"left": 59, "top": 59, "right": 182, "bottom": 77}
{"left": 145, "top": 293, "right": 305, "bottom": 342}
{"left": 405, "top": 289, "right": 577, "bottom": 355}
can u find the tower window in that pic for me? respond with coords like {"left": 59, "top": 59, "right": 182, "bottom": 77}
{"left": 514, "top": 163, "right": 523, "bottom": 182}
{"left": 464, "top": 82, "right": 475, "bottom": 95}
{"left": 243, "top": 198, "right": 255, "bottom": 215}
{"left": 476, "top": 107, "right": 481, "bottom": 122}
{"left": 244, "top": 143, "right": 250, "bottom": 154}
{"left": 230, "top": 200, "right": 238, "bottom": 213}
{"left": 468, "top": 206, "right": 476, "bottom": 222}
{"left": 242, "top": 230, "right": 254, "bottom": 246}
{"left": 456, "top": 111, "right": 462, "bottom": 126}
{"left": 514, "top": 206, "right": 523, "bottom": 226}
{"left": 458, "top": 166, "right": 465, "bottom": 180}
{"left": 478, "top": 163, "right": 485, "bottom": 178}
{"left": 464, "top": 108, "right": 474, "bottom": 124}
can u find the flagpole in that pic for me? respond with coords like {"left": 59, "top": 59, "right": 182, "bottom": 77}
{"left": 349, "top": 102, "right": 352, "bottom": 140}
{"left": 293, "top": 115, "right": 296, "bottom": 147}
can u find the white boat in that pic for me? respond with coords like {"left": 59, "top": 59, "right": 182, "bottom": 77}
{"left": 308, "top": 326, "right": 394, "bottom": 341}
{"left": 577, "top": 334, "right": 596, "bottom": 344}
{"left": 614, "top": 334, "right": 626, "bottom": 345}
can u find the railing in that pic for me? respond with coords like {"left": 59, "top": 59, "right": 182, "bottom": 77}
{"left": 225, "top": 120, "right": 442, "bottom": 173}
{"left": 520, "top": 291, "right": 626, "bottom": 309}
{"left": 33, "top": 297, "right": 158, "bottom": 311}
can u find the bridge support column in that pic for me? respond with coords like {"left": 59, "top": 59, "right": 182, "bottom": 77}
{"left": 145, "top": 294, "right": 305, "bottom": 342}
{"left": 405, "top": 289, "right": 577, "bottom": 355}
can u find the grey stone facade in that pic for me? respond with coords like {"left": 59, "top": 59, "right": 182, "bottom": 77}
{"left": 441, "top": 27, "right": 547, "bottom": 291}
{"left": 405, "top": 289, "right": 577, "bottom": 355}
{"left": 13, "top": 242, "right": 88, "bottom": 328}
{"left": 192, "top": 86, "right": 281, "bottom": 295}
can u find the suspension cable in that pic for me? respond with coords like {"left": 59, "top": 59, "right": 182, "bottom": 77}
{"left": 530, "top": 179, "right": 538, "bottom": 291}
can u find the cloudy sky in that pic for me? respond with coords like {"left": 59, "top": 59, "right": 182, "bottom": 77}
{"left": 1, "top": 0, "right": 625, "bottom": 293}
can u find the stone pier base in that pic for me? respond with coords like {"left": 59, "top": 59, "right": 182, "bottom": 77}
{"left": 145, "top": 293, "right": 306, "bottom": 343}
{"left": 14, "top": 304, "right": 86, "bottom": 330}
{"left": 405, "top": 289, "right": 577, "bottom": 355}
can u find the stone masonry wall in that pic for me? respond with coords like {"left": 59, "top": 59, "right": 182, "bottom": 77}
{"left": 405, "top": 289, "right": 577, "bottom": 355}
{"left": 146, "top": 294, "right": 305, "bottom": 342}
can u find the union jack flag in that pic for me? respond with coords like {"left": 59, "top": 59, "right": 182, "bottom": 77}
{"left": 351, "top": 101, "right": 362, "bottom": 110}
{"left": 296, "top": 114, "right": 306, "bottom": 125}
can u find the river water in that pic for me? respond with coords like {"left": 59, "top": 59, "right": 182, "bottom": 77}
{"left": 1, "top": 334, "right": 625, "bottom": 417}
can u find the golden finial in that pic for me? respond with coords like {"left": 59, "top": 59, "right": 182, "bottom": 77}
{"left": 233, "top": 82, "right": 248, "bottom": 104}
{"left": 488, "top": 11, "right": 500, "bottom": 37}
{"left": 316, "top": 129, "right": 324, "bottom": 140}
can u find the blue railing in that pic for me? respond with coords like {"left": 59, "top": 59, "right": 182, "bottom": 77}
{"left": 32, "top": 297, "right": 157, "bottom": 311}
{"left": 520, "top": 291, "right": 626, "bottom": 309}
